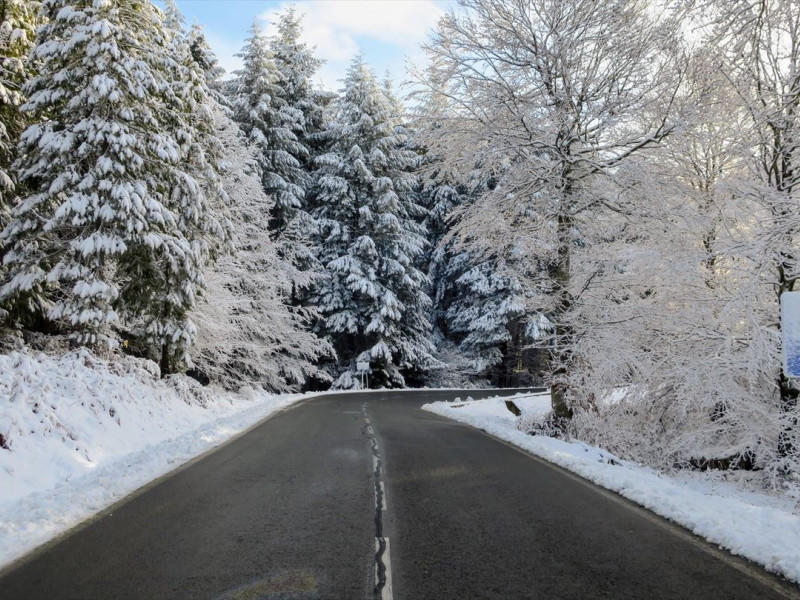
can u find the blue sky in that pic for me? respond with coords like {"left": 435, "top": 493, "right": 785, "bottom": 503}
{"left": 167, "top": 0, "right": 452, "bottom": 90}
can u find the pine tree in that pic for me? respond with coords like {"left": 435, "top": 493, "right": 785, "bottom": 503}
{"left": 143, "top": 0, "right": 229, "bottom": 372}
{"left": 444, "top": 251, "right": 528, "bottom": 371}
{"left": 381, "top": 73, "right": 404, "bottom": 126}
{"left": 269, "top": 7, "right": 326, "bottom": 164}
{"left": 0, "top": 0, "right": 37, "bottom": 229}
{"left": 161, "top": 0, "right": 184, "bottom": 32}
{"left": 312, "top": 57, "right": 435, "bottom": 388}
{"left": 426, "top": 181, "right": 526, "bottom": 374}
{"left": 420, "top": 165, "right": 540, "bottom": 384}
{"left": 187, "top": 23, "right": 225, "bottom": 87}
{"left": 1, "top": 0, "right": 226, "bottom": 368}
{"left": 422, "top": 172, "right": 469, "bottom": 336}
{"left": 266, "top": 8, "right": 329, "bottom": 291}
{"left": 230, "top": 20, "right": 305, "bottom": 234}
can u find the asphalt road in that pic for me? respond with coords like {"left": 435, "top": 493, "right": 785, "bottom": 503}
{"left": 1, "top": 389, "right": 798, "bottom": 599}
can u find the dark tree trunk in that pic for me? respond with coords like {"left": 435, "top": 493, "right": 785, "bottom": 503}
{"left": 550, "top": 207, "right": 574, "bottom": 421}
{"left": 160, "top": 343, "right": 170, "bottom": 378}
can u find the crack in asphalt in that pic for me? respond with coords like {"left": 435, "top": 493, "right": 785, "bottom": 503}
{"left": 362, "top": 402, "right": 389, "bottom": 600}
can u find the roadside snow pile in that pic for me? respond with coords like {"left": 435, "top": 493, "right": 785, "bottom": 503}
{"left": 0, "top": 348, "right": 304, "bottom": 569}
{"left": 424, "top": 393, "right": 800, "bottom": 584}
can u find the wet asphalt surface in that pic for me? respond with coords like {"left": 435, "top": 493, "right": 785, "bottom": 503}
{"left": 1, "top": 389, "right": 798, "bottom": 599}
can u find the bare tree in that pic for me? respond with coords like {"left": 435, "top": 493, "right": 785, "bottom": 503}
{"left": 413, "top": 0, "right": 683, "bottom": 419}
{"left": 711, "top": 0, "right": 800, "bottom": 463}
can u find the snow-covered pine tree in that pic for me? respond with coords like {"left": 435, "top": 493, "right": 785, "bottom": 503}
{"left": 230, "top": 19, "right": 306, "bottom": 234}
{"left": 1, "top": 0, "right": 226, "bottom": 369}
{"left": 0, "top": 0, "right": 37, "bottom": 230}
{"left": 312, "top": 56, "right": 436, "bottom": 388}
{"left": 136, "top": 0, "right": 229, "bottom": 373}
{"left": 187, "top": 23, "right": 225, "bottom": 90}
{"left": 419, "top": 164, "right": 537, "bottom": 384}
{"left": 161, "top": 0, "right": 184, "bottom": 31}
{"left": 444, "top": 250, "right": 528, "bottom": 373}
{"left": 266, "top": 8, "right": 329, "bottom": 293}
{"left": 420, "top": 167, "right": 467, "bottom": 316}
{"left": 156, "top": 4, "right": 225, "bottom": 112}
{"left": 269, "top": 7, "right": 325, "bottom": 163}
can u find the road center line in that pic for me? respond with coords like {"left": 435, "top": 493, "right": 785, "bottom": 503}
{"left": 375, "top": 537, "right": 393, "bottom": 600}
{"left": 362, "top": 402, "right": 393, "bottom": 600}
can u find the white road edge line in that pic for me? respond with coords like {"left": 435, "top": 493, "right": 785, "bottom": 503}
{"left": 380, "top": 481, "right": 387, "bottom": 512}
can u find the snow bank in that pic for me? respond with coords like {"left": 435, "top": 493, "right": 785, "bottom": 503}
{"left": 424, "top": 393, "right": 800, "bottom": 584}
{"left": 0, "top": 349, "right": 305, "bottom": 569}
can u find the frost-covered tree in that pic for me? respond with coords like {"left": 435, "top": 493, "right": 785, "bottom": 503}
{"left": 177, "top": 12, "right": 331, "bottom": 391}
{"left": 708, "top": 0, "right": 800, "bottom": 467}
{"left": 555, "top": 152, "right": 767, "bottom": 466}
{"left": 0, "top": 0, "right": 37, "bottom": 229}
{"left": 191, "top": 105, "right": 333, "bottom": 391}
{"left": 1, "top": 0, "right": 226, "bottom": 372}
{"left": 312, "top": 57, "right": 436, "bottom": 388}
{"left": 414, "top": 0, "right": 683, "bottom": 418}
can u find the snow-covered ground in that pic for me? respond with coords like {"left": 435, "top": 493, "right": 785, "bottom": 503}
{"left": 0, "top": 349, "right": 309, "bottom": 570}
{"left": 424, "top": 393, "right": 800, "bottom": 585}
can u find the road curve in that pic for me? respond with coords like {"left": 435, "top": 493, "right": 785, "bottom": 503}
{"left": 1, "top": 389, "right": 797, "bottom": 599}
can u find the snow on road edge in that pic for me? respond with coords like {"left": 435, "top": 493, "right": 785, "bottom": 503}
{"left": 423, "top": 395, "right": 800, "bottom": 585}
{"left": 0, "top": 348, "right": 319, "bottom": 570}
{"left": 0, "top": 391, "right": 309, "bottom": 570}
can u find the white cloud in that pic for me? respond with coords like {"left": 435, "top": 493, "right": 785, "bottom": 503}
{"left": 272, "top": 0, "right": 443, "bottom": 45}
{"left": 260, "top": 0, "right": 444, "bottom": 89}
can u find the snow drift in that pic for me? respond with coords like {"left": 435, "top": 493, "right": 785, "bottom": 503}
{"left": 0, "top": 348, "right": 304, "bottom": 569}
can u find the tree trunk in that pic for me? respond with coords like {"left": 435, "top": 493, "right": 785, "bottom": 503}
{"left": 778, "top": 370, "right": 798, "bottom": 458}
{"left": 550, "top": 208, "right": 574, "bottom": 421}
{"left": 160, "top": 342, "right": 170, "bottom": 378}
